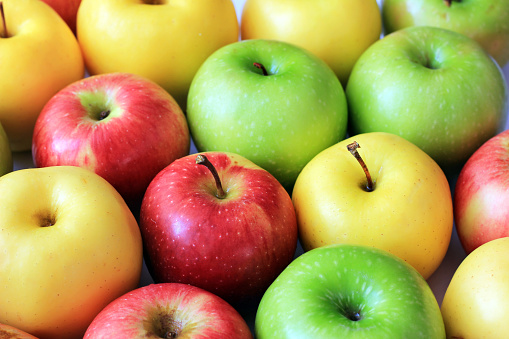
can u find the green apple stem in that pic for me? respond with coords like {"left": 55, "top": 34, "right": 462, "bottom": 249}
{"left": 347, "top": 141, "right": 375, "bottom": 192}
{"left": 253, "top": 62, "right": 269, "bottom": 76}
{"left": 0, "top": 2, "right": 8, "bottom": 39}
{"left": 196, "top": 154, "right": 226, "bottom": 199}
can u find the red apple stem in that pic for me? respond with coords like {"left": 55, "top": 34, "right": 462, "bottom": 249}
{"left": 347, "top": 141, "right": 375, "bottom": 192}
{"left": 196, "top": 154, "right": 226, "bottom": 199}
{"left": 253, "top": 62, "right": 269, "bottom": 76}
{"left": 0, "top": 2, "right": 8, "bottom": 39}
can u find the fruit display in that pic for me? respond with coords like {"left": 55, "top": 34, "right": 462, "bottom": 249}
{"left": 2, "top": 0, "right": 509, "bottom": 338}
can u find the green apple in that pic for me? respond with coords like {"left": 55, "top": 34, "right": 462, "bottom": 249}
{"left": 255, "top": 244, "right": 446, "bottom": 339}
{"left": 346, "top": 26, "right": 508, "bottom": 171}
{"left": 187, "top": 39, "right": 348, "bottom": 190}
{"left": 0, "top": 122, "right": 12, "bottom": 176}
{"left": 382, "top": 0, "right": 509, "bottom": 67}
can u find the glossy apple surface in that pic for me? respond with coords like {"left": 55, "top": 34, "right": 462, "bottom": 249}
{"left": 41, "top": 0, "right": 82, "bottom": 34}
{"left": 441, "top": 237, "right": 509, "bottom": 338}
{"left": 0, "top": 166, "right": 143, "bottom": 339}
{"left": 346, "top": 26, "right": 508, "bottom": 170}
{"left": 77, "top": 0, "right": 238, "bottom": 107}
{"left": 240, "top": 0, "right": 381, "bottom": 86}
{"left": 454, "top": 129, "right": 509, "bottom": 254}
{"left": 32, "top": 72, "right": 190, "bottom": 213}
{"left": 382, "top": 0, "right": 509, "bottom": 67}
{"left": 0, "top": 0, "right": 84, "bottom": 151}
{"left": 292, "top": 132, "right": 453, "bottom": 279}
{"left": 255, "top": 244, "right": 446, "bottom": 338}
{"left": 139, "top": 152, "right": 298, "bottom": 305}
{"left": 187, "top": 39, "right": 348, "bottom": 190}
{"left": 0, "top": 122, "right": 12, "bottom": 176}
{"left": 84, "top": 283, "right": 253, "bottom": 338}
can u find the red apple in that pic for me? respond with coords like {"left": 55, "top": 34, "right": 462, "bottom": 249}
{"left": 454, "top": 129, "right": 509, "bottom": 254}
{"left": 40, "top": 0, "right": 82, "bottom": 34}
{"left": 32, "top": 72, "right": 190, "bottom": 213}
{"left": 139, "top": 152, "right": 298, "bottom": 305}
{"left": 84, "top": 283, "right": 253, "bottom": 338}
{"left": 0, "top": 323, "right": 38, "bottom": 339}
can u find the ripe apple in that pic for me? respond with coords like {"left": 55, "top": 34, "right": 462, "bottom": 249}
{"left": 346, "top": 25, "right": 508, "bottom": 171}
{"left": 32, "top": 72, "right": 190, "bottom": 213}
{"left": 40, "top": 0, "right": 82, "bottom": 34}
{"left": 255, "top": 244, "right": 446, "bottom": 338}
{"left": 292, "top": 132, "right": 453, "bottom": 279}
{"left": 187, "top": 39, "right": 348, "bottom": 190}
{"left": 382, "top": 0, "right": 509, "bottom": 67}
{"left": 0, "top": 166, "right": 143, "bottom": 339}
{"left": 441, "top": 237, "right": 509, "bottom": 338}
{"left": 240, "top": 0, "right": 382, "bottom": 86}
{"left": 139, "top": 152, "right": 298, "bottom": 305}
{"left": 77, "top": 0, "right": 239, "bottom": 108}
{"left": 453, "top": 129, "right": 509, "bottom": 254}
{"left": 84, "top": 283, "right": 253, "bottom": 338}
{"left": 0, "top": 323, "right": 37, "bottom": 339}
{"left": 0, "top": 0, "right": 84, "bottom": 151}
{"left": 0, "top": 122, "right": 12, "bottom": 176}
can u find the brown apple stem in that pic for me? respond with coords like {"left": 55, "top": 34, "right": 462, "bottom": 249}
{"left": 443, "top": 0, "right": 452, "bottom": 7}
{"left": 196, "top": 154, "right": 226, "bottom": 199}
{"left": 253, "top": 62, "right": 269, "bottom": 76}
{"left": 347, "top": 141, "right": 375, "bottom": 192}
{"left": 0, "top": 2, "right": 8, "bottom": 39}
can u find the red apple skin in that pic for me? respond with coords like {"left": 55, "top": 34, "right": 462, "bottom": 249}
{"left": 40, "top": 0, "right": 82, "bottom": 34}
{"left": 454, "top": 129, "right": 509, "bottom": 254}
{"left": 139, "top": 152, "right": 298, "bottom": 305}
{"left": 0, "top": 323, "right": 38, "bottom": 339}
{"left": 32, "top": 72, "right": 190, "bottom": 213}
{"left": 84, "top": 283, "right": 253, "bottom": 338}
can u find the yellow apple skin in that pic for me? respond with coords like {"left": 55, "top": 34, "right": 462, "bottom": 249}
{"left": 292, "top": 132, "right": 453, "bottom": 279}
{"left": 0, "top": 0, "right": 84, "bottom": 151}
{"left": 0, "top": 166, "right": 143, "bottom": 339}
{"left": 441, "top": 237, "right": 509, "bottom": 339}
{"left": 77, "top": 0, "right": 239, "bottom": 108}
{"left": 0, "top": 123, "right": 12, "bottom": 176}
{"left": 240, "top": 0, "right": 382, "bottom": 86}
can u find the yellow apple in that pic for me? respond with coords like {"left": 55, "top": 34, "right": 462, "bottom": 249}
{"left": 0, "top": 166, "right": 143, "bottom": 339}
{"left": 441, "top": 237, "right": 509, "bottom": 338}
{"left": 240, "top": 0, "right": 382, "bottom": 86}
{"left": 77, "top": 0, "right": 239, "bottom": 108}
{"left": 292, "top": 132, "right": 453, "bottom": 279}
{"left": 0, "top": 122, "right": 12, "bottom": 176}
{"left": 0, "top": 0, "right": 84, "bottom": 151}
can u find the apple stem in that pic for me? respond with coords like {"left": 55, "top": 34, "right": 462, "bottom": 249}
{"left": 347, "top": 141, "right": 375, "bottom": 192}
{"left": 0, "top": 2, "right": 8, "bottom": 39}
{"left": 443, "top": 0, "right": 453, "bottom": 7}
{"left": 253, "top": 62, "right": 269, "bottom": 76}
{"left": 196, "top": 154, "right": 226, "bottom": 199}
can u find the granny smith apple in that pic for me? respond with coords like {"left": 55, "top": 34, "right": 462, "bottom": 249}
{"left": 346, "top": 26, "right": 508, "bottom": 171}
{"left": 0, "top": 122, "right": 12, "bottom": 176}
{"left": 255, "top": 244, "right": 446, "bottom": 338}
{"left": 187, "top": 39, "right": 348, "bottom": 190}
{"left": 382, "top": 0, "right": 509, "bottom": 67}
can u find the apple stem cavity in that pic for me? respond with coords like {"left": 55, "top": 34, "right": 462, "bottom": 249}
{"left": 196, "top": 154, "right": 226, "bottom": 199}
{"left": 347, "top": 141, "right": 375, "bottom": 192}
{"left": 253, "top": 62, "right": 269, "bottom": 76}
{"left": 99, "top": 110, "right": 110, "bottom": 120}
{"left": 443, "top": 0, "right": 459, "bottom": 7}
{"left": 0, "top": 2, "right": 8, "bottom": 39}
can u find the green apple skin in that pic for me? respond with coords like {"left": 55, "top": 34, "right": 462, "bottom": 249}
{"left": 187, "top": 39, "right": 348, "bottom": 190}
{"left": 382, "top": 0, "right": 509, "bottom": 67}
{"left": 346, "top": 26, "right": 508, "bottom": 171}
{"left": 0, "top": 123, "right": 12, "bottom": 176}
{"left": 255, "top": 244, "right": 446, "bottom": 339}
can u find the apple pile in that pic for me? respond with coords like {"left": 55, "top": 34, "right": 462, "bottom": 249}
{"left": 0, "top": 0, "right": 509, "bottom": 338}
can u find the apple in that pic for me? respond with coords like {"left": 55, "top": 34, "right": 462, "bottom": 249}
{"left": 139, "top": 151, "right": 298, "bottom": 305}
{"left": 40, "top": 0, "right": 82, "bottom": 34}
{"left": 77, "top": 0, "right": 239, "bottom": 108}
{"left": 441, "top": 237, "right": 509, "bottom": 338}
{"left": 453, "top": 129, "right": 509, "bottom": 254}
{"left": 382, "top": 0, "right": 509, "bottom": 67}
{"left": 187, "top": 39, "right": 348, "bottom": 190}
{"left": 292, "top": 132, "right": 453, "bottom": 279}
{"left": 240, "top": 0, "right": 382, "bottom": 86}
{"left": 255, "top": 244, "right": 446, "bottom": 338}
{"left": 346, "top": 26, "right": 508, "bottom": 171}
{"left": 0, "top": 122, "right": 12, "bottom": 176}
{"left": 84, "top": 283, "right": 253, "bottom": 338}
{"left": 32, "top": 72, "right": 190, "bottom": 213}
{"left": 0, "top": 166, "right": 143, "bottom": 339}
{"left": 0, "top": 0, "right": 84, "bottom": 151}
{"left": 0, "top": 323, "right": 38, "bottom": 339}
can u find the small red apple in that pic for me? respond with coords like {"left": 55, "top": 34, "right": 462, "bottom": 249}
{"left": 40, "top": 0, "right": 82, "bottom": 34}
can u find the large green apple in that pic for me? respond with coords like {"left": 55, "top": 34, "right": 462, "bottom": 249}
{"left": 255, "top": 244, "right": 446, "bottom": 338}
{"left": 346, "top": 26, "right": 508, "bottom": 171}
{"left": 382, "top": 0, "right": 509, "bottom": 67}
{"left": 0, "top": 122, "right": 12, "bottom": 176}
{"left": 187, "top": 39, "right": 348, "bottom": 190}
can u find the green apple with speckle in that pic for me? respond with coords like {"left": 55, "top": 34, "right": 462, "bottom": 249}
{"left": 346, "top": 26, "right": 508, "bottom": 171}
{"left": 186, "top": 39, "right": 348, "bottom": 190}
{"left": 255, "top": 244, "right": 446, "bottom": 339}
